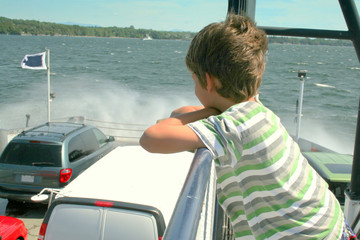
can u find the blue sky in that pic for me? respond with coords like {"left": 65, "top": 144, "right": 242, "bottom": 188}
{"left": 0, "top": 0, "right": 359, "bottom": 32}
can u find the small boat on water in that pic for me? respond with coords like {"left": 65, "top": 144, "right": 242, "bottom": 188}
{"left": 142, "top": 34, "right": 153, "bottom": 40}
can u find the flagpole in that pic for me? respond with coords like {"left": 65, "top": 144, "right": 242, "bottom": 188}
{"left": 47, "top": 49, "right": 50, "bottom": 122}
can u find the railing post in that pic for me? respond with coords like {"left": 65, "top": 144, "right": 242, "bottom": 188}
{"left": 162, "top": 148, "right": 213, "bottom": 240}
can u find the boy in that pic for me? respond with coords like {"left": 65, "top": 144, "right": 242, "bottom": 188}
{"left": 140, "top": 15, "right": 347, "bottom": 239}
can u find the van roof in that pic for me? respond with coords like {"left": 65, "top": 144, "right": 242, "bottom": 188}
{"left": 56, "top": 145, "right": 194, "bottom": 225}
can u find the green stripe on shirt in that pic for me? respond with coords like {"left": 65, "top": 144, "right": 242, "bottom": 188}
{"left": 246, "top": 167, "right": 314, "bottom": 221}
{"left": 242, "top": 150, "right": 300, "bottom": 198}
{"left": 217, "top": 132, "right": 289, "bottom": 184}
{"left": 225, "top": 104, "right": 265, "bottom": 126}
{"left": 243, "top": 113, "right": 279, "bottom": 150}
{"left": 216, "top": 143, "right": 286, "bottom": 184}
{"left": 257, "top": 180, "right": 330, "bottom": 239}
{"left": 217, "top": 146, "right": 296, "bottom": 204}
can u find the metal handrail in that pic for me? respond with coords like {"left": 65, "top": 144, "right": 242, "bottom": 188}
{"left": 163, "top": 148, "right": 214, "bottom": 240}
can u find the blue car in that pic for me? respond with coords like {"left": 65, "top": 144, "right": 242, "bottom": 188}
{"left": 0, "top": 122, "right": 115, "bottom": 203}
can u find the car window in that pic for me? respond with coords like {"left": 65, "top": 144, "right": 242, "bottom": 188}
{"left": 45, "top": 204, "right": 102, "bottom": 240}
{"left": 45, "top": 204, "right": 158, "bottom": 240}
{"left": 68, "top": 135, "right": 85, "bottom": 162}
{"left": 92, "top": 129, "right": 108, "bottom": 148}
{"left": 0, "top": 142, "right": 62, "bottom": 167}
{"left": 103, "top": 208, "right": 158, "bottom": 240}
{"left": 68, "top": 130, "right": 100, "bottom": 162}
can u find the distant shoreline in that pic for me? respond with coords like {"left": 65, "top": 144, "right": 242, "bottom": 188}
{"left": 1, "top": 33, "right": 352, "bottom": 47}
{"left": 16, "top": 33, "right": 188, "bottom": 41}
{"left": 0, "top": 16, "right": 196, "bottom": 40}
{"left": 0, "top": 16, "right": 353, "bottom": 46}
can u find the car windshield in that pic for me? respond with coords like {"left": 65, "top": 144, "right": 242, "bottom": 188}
{"left": 0, "top": 142, "right": 62, "bottom": 167}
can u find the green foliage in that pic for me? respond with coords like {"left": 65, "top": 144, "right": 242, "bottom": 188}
{"left": 0, "top": 16, "right": 196, "bottom": 40}
{"left": 0, "top": 16, "right": 353, "bottom": 46}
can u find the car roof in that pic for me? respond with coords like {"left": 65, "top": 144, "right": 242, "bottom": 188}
{"left": 14, "top": 122, "right": 88, "bottom": 143}
{"left": 55, "top": 145, "right": 194, "bottom": 225}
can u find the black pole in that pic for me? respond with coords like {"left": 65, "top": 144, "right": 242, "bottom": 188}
{"left": 350, "top": 98, "right": 360, "bottom": 195}
{"left": 259, "top": 27, "right": 351, "bottom": 40}
{"left": 338, "top": 0, "right": 360, "bottom": 197}
{"left": 227, "top": 0, "right": 240, "bottom": 14}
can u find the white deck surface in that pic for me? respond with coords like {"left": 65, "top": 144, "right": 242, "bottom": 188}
{"left": 56, "top": 145, "right": 194, "bottom": 225}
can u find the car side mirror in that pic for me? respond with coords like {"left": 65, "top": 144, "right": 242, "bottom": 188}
{"left": 107, "top": 136, "right": 115, "bottom": 142}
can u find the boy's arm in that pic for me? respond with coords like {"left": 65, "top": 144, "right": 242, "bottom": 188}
{"left": 140, "top": 107, "right": 220, "bottom": 153}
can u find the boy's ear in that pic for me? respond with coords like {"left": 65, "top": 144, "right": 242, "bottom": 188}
{"left": 205, "top": 72, "right": 219, "bottom": 93}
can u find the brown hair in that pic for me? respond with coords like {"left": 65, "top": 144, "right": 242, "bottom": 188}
{"left": 186, "top": 14, "right": 268, "bottom": 103}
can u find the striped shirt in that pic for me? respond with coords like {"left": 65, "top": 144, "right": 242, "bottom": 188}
{"left": 188, "top": 101, "right": 344, "bottom": 240}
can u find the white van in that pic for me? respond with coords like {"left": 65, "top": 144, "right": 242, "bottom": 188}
{"left": 36, "top": 145, "right": 218, "bottom": 240}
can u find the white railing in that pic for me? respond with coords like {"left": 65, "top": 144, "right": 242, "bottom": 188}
{"left": 163, "top": 148, "right": 216, "bottom": 240}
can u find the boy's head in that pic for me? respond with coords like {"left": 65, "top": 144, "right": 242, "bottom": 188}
{"left": 186, "top": 14, "right": 268, "bottom": 103}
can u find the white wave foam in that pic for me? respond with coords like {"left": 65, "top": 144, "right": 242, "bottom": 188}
{"left": 314, "top": 83, "right": 336, "bottom": 88}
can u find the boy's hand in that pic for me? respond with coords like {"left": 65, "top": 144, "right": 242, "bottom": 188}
{"left": 168, "top": 106, "right": 221, "bottom": 124}
{"left": 156, "top": 106, "right": 204, "bottom": 123}
{"left": 170, "top": 106, "right": 204, "bottom": 117}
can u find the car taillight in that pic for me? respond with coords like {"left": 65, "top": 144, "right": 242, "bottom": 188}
{"left": 158, "top": 237, "right": 163, "bottom": 240}
{"left": 60, "top": 168, "right": 72, "bottom": 183}
{"left": 38, "top": 223, "right": 47, "bottom": 240}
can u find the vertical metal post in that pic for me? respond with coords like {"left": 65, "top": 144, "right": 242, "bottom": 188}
{"left": 350, "top": 97, "right": 360, "bottom": 195}
{"left": 227, "top": 0, "right": 256, "bottom": 21}
{"left": 47, "top": 49, "right": 50, "bottom": 123}
{"left": 25, "top": 114, "right": 30, "bottom": 128}
{"left": 340, "top": 0, "right": 360, "bottom": 226}
{"left": 296, "top": 70, "right": 307, "bottom": 142}
{"left": 344, "top": 99, "right": 360, "bottom": 225}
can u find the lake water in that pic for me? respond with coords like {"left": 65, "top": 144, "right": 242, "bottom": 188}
{"left": 0, "top": 35, "right": 359, "bottom": 154}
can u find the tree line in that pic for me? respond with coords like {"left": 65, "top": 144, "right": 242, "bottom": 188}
{"left": 0, "top": 16, "right": 353, "bottom": 46}
{"left": 0, "top": 16, "right": 196, "bottom": 40}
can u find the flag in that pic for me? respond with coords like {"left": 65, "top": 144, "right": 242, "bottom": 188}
{"left": 21, "top": 51, "right": 47, "bottom": 70}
